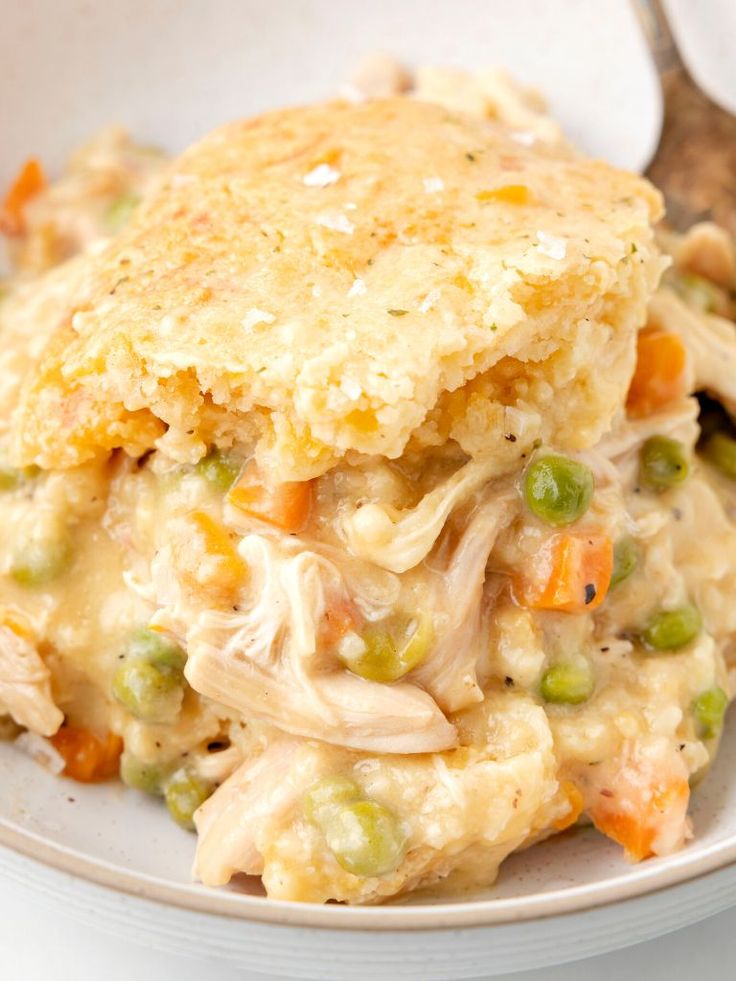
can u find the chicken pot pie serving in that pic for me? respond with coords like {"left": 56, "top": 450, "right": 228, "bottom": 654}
{"left": 1, "top": 64, "right": 735, "bottom": 904}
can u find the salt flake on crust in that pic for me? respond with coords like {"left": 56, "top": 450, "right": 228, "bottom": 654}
{"left": 315, "top": 212, "right": 355, "bottom": 234}
{"left": 303, "top": 164, "right": 341, "bottom": 188}
{"left": 423, "top": 177, "right": 444, "bottom": 194}
{"left": 536, "top": 231, "right": 567, "bottom": 260}
{"left": 242, "top": 308, "right": 276, "bottom": 331}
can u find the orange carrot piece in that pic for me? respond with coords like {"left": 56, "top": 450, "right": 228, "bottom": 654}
{"left": 452, "top": 272, "right": 475, "bottom": 293}
{"left": 475, "top": 184, "right": 531, "bottom": 204}
{"left": 50, "top": 726, "right": 123, "bottom": 783}
{"left": 228, "top": 462, "right": 314, "bottom": 533}
{"left": 320, "top": 597, "right": 362, "bottom": 648}
{"left": 626, "top": 326, "right": 688, "bottom": 417}
{"left": 590, "top": 778, "right": 689, "bottom": 862}
{"left": 176, "top": 510, "right": 247, "bottom": 598}
{"left": 553, "top": 780, "right": 585, "bottom": 832}
{"left": 513, "top": 533, "right": 613, "bottom": 614}
{"left": 0, "top": 158, "right": 46, "bottom": 236}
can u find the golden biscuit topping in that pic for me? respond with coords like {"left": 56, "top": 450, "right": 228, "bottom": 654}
{"left": 12, "top": 98, "right": 663, "bottom": 478}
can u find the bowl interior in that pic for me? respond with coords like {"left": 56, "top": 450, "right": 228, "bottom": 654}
{"left": 1, "top": 0, "right": 659, "bottom": 188}
{"left": 1, "top": 0, "right": 725, "bottom": 931}
{"left": 2, "top": 714, "right": 735, "bottom": 927}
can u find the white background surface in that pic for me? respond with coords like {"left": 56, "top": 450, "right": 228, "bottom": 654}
{"left": 0, "top": 0, "right": 661, "bottom": 179}
{"left": 2, "top": 0, "right": 736, "bottom": 978}
{"left": 3, "top": 884, "right": 736, "bottom": 981}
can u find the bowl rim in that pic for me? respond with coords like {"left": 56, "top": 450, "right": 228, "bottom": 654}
{"left": 2, "top": 817, "right": 736, "bottom": 930}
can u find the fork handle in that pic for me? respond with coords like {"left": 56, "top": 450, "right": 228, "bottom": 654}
{"left": 631, "top": 0, "right": 686, "bottom": 77}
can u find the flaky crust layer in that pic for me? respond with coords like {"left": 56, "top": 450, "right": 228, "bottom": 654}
{"left": 12, "top": 98, "right": 663, "bottom": 476}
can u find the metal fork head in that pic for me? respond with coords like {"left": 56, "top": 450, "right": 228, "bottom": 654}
{"left": 633, "top": 0, "right": 736, "bottom": 236}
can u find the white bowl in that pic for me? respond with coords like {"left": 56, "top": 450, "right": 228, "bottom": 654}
{"left": 3, "top": 722, "right": 736, "bottom": 979}
{"left": 2, "top": 1, "right": 735, "bottom": 977}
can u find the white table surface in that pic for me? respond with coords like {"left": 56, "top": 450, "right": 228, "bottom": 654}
{"left": 2, "top": 877, "right": 735, "bottom": 981}
{"left": 3, "top": 3, "right": 736, "bottom": 979}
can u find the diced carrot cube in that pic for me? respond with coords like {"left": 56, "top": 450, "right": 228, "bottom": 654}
{"left": 475, "top": 184, "right": 531, "bottom": 204}
{"left": 320, "top": 597, "right": 361, "bottom": 648}
{"left": 228, "top": 462, "right": 314, "bottom": 534}
{"left": 175, "top": 511, "right": 247, "bottom": 601}
{"left": 1, "top": 158, "right": 46, "bottom": 236}
{"left": 626, "top": 326, "right": 688, "bottom": 417}
{"left": 513, "top": 533, "right": 613, "bottom": 614}
{"left": 553, "top": 780, "right": 585, "bottom": 831}
{"left": 590, "top": 778, "right": 689, "bottom": 862}
{"left": 49, "top": 727, "right": 123, "bottom": 783}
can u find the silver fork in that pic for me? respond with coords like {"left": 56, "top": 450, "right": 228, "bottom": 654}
{"left": 633, "top": 0, "right": 736, "bottom": 234}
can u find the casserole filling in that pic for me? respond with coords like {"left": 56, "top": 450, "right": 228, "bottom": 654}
{"left": 1, "top": 67, "right": 735, "bottom": 904}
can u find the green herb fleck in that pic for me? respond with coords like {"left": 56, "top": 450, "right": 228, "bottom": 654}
{"left": 465, "top": 152, "right": 477, "bottom": 162}
{"left": 105, "top": 192, "right": 141, "bottom": 233}
{"left": 388, "top": 309, "right": 408, "bottom": 317}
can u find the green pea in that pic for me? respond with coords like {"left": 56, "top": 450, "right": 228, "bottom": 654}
{"left": 303, "top": 776, "right": 361, "bottom": 823}
{"left": 523, "top": 455, "right": 594, "bottom": 527}
{"left": 341, "top": 615, "right": 433, "bottom": 683}
{"left": 540, "top": 662, "right": 594, "bottom": 705}
{"left": 639, "top": 435, "right": 689, "bottom": 492}
{"left": 692, "top": 687, "right": 728, "bottom": 739}
{"left": 320, "top": 799, "right": 407, "bottom": 877}
{"left": 164, "top": 770, "right": 212, "bottom": 830}
{"left": 702, "top": 431, "right": 736, "bottom": 480}
{"left": 105, "top": 191, "right": 141, "bottom": 232}
{"left": 111, "top": 657, "right": 183, "bottom": 723}
{"left": 641, "top": 604, "right": 702, "bottom": 652}
{"left": 10, "top": 532, "right": 72, "bottom": 587}
{"left": 126, "top": 627, "right": 186, "bottom": 671}
{"left": 119, "top": 752, "right": 169, "bottom": 795}
{"left": 610, "top": 537, "right": 638, "bottom": 588}
{"left": 195, "top": 450, "right": 241, "bottom": 492}
{"left": 672, "top": 272, "right": 723, "bottom": 314}
{"left": 0, "top": 460, "right": 39, "bottom": 491}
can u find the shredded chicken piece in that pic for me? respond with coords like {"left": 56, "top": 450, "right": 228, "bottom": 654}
{"left": 596, "top": 398, "right": 699, "bottom": 461}
{"left": 178, "top": 537, "right": 455, "bottom": 753}
{"left": 674, "top": 221, "right": 736, "bottom": 288}
{"left": 194, "top": 739, "right": 307, "bottom": 885}
{"left": 0, "top": 611, "right": 63, "bottom": 736}
{"left": 185, "top": 644, "right": 456, "bottom": 754}
{"left": 342, "top": 457, "right": 503, "bottom": 573}
{"left": 194, "top": 693, "right": 558, "bottom": 903}
{"left": 661, "top": 476, "right": 736, "bottom": 637}
{"left": 414, "top": 494, "right": 517, "bottom": 712}
{"left": 650, "top": 289, "right": 736, "bottom": 415}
